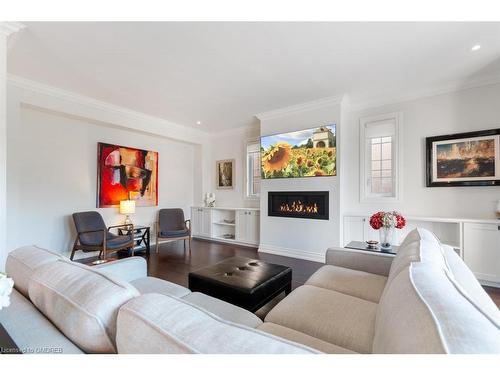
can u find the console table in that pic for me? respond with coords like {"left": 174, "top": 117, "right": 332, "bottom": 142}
{"left": 345, "top": 241, "right": 398, "bottom": 255}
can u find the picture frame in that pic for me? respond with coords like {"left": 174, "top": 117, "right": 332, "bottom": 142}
{"left": 97, "top": 142, "right": 159, "bottom": 207}
{"left": 216, "top": 159, "right": 235, "bottom": 189}
{"left": 426, "top": 128, "right": 500, "bottom": 187}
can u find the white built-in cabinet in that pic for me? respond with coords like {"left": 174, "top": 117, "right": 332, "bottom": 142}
{"left": 236, "top": 210, "right": 260, "bottom": 245}
{"left": 191, "top": 207, "right": 260, "bottom": 247}
{"left": 343, "top": 214, "right": 500, "bottom": 287}
{"left": 191, "top": 207, "right": 212, "bottom": 238}
{"left": 463, "top": 222, "right": 500, "bottom": 285}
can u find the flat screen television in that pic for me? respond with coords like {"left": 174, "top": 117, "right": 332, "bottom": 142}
{"left": 261, "top": 124, "right": 336, "bottom": 179}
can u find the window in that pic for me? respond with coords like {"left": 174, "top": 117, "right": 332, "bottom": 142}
{"left": 246, "top": 141, "right": 261, "bottom": 199}
{"left": 360, "top": 113, "right": 402, "bottom": 201}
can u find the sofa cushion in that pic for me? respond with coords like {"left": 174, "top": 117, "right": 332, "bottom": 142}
{"left": 116, "top": 293, "right": 318, "bottom": 354}
{"left": 306, "top": 265, "right": 387, "bottom": 303}
{"left": 258, "top": 322, "right": 356, "bottom": 354}
{"left": 182, "top": 292, "right": 263, "bottom": 328}
{"left": 28, "top": 259, "right": 140, "bottom": 353}
{"left": 265, "top": 285, "right": 377, "bottom": 353}
{"left": 387, "top": 228, "right": 446, "bottom": 285}
{"left": 442, "top": 244, "right": 500, "bottom": 326}
{"left": 412, "top": 263, "right": 499, "bottom": 353}
{"left": 0, "top": 289, "right": 84, "bottom": 354}
{"left": 373, "top": 264, "right": 446, "bottom": 354}
{"left": 5, "top": 245, "right": 62, "bottom": 297}
{"left": 130, "top": 276, "right": 191, "bottom": 298}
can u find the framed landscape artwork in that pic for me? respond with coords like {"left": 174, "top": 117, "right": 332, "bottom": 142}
{"left": 260, "top": 124, "right": 337, "bottom": 179}
{"left": 97, "top": 142, "right": 159, "bottom": 207}
{"left": 426, "top": 129, "right": 500, "bottom": 187}
{"left": 216, "top": 159, "right": 234, "bottom": 189}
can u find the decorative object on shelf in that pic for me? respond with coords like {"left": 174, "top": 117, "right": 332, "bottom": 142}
{"left": 97, "top": 142, "right": 158, "bottom": 207}
{"left": 260, "top": 124, "right": 336, "bottom": 179}
{"left": 0, "top": 272, "right": 14, "bottom": 310}
{"left": 369, "top": 211, "right": 406, "bottom": 249}
{"left": 426, "top": 128, "right": 500, "bottom": 187}
{"left": 222, "top": 233, "right": 235, "bottom": 240}
{"left": 223, "top": 219, "right": 235, "bottom": 224}
{"left": 120, "top": 199, "right": 136, "bottom": 225}
{"left": 216, "top": 160, "right": 234, "bottom": 189}
{"left": 365, "top": 240, "right": 378, "bottom": 249}
{"left": 204, "top": 192, "right": 216, "bottom": 207}
{"left": 496, "top": 199, "right": 500, "bottom": 220}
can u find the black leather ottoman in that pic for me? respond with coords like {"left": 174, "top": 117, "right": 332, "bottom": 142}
{"left": 188, "top": 257, "right": 292, "bottom": 312}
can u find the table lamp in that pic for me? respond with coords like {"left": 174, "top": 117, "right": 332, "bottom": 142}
{"left": 120, "top": 200, "right": 136, "bottom": 225}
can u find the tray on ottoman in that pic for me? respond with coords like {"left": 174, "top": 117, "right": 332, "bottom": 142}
{"left": 188, "top": 257, "right": 292, "bottom": 312}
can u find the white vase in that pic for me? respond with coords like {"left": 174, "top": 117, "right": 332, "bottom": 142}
{"left": 379, "top": 227, "right": 394, "bottom": 249}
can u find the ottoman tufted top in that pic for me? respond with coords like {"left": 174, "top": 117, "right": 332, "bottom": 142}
{"left": 188, "top": 257, "right": 292, "bottom": 312}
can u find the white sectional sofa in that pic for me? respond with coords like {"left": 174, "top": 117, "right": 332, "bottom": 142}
{"left": 1, "top": 228, "right": 499, "bottom": 354}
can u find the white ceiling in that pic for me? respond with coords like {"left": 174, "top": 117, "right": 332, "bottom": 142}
{"left": 8, "top": 22, "right": 500, "bottom": 132}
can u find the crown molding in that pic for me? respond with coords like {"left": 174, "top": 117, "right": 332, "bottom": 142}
{"left": 255, "top": 94, "right": 344, "bottom": 122}
{"left": 7, "top": 74, "right": 211, "bottom": 143}
{"left": 349, "top": 74, "right": 500, "bottom": 112}
{"left": 0, "top": 22, "right": 25, "bottom": 36}
{"left": 209, "top": 122, "right": 261, "bottom": 139}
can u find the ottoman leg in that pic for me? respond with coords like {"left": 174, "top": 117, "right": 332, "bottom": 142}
{"left": 285, "top": 283, "right": 292, "bottom": 295}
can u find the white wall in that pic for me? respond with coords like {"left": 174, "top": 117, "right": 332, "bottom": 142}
{"left": 206, "top": 124, "right": 260, "bottom": 208}
{"left": 0, "top": 35, "right": 7, "bottom": 270}
{"left": 258, "top": 100, "right": 342, "bottom": 262}
{"left": 7, "top": 103, "right": 197, "bottom": 258}
{"left": 342, "top": 83, "right": 500, "bottom": 220}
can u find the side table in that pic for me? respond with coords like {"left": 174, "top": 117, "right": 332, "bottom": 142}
{"left": 118, "top": 225, "right": 151, "bottom": 256}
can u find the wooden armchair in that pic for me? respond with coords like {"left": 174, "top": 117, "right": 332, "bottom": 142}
{"left": 71, "top": 211, "right": 135, "bottom": 260}
{"left": 156, "top": 208, "right": 191, "bottom": 254}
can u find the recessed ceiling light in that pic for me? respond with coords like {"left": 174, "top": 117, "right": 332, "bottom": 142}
{"left": 471, "top": 44, "right": 481, "bottom": 51}
{"left": 196, "top": 121, "right": 202, "bottom": 125}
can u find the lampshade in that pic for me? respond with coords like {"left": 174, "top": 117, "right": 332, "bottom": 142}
{"left": 119, "top": 200, "right": 136, "bottom": 215}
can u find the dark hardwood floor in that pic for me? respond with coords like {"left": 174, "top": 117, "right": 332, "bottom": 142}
{"left": 80, "top": 238, "right": 500, "bottom": 308}
{"left": 112, "top": 238, "right": 323, "bottom": 291}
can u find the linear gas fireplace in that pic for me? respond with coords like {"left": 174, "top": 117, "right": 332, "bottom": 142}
{"left": 268, "top": 191, "right": 329, "bottom": 220}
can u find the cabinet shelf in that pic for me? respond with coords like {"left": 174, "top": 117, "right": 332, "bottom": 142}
{"left": 191, "top": 206, "right": 260, "bottom": 247}
{"left": 213, "top": 222, "right": 236, "bottom": 227}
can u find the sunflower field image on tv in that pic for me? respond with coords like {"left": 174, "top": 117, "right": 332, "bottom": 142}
{"left": 261, "top": 125, "right": 336, "bottom": 179}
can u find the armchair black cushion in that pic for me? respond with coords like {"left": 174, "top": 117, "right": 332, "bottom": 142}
{"left": 71, "top": 211, "right": 134, "bottom": 259}
{"left": 160, "top": 229, "right": 190, "bottom": 238}
{"left": 156, "top": 208, "right": 191, "bottom": 254}
{"left": 72, "top": 211, "right": 107, "bottom": 246}
{"left": 158, "top": 209, "right": 187, "bottom": 234}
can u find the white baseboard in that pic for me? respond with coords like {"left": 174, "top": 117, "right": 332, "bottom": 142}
{"left": 258, "top": 244, "right": 325, "bottom": 263}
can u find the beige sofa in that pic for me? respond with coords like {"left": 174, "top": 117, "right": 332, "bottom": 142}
{"left": 1, "top": 228, "right": 499, "bottom": 354}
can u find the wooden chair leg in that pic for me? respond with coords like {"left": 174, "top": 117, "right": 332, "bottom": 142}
{"left": 98, "top": 250, "right": 103, "bottom": 259}
{"left": 70, "top": 246, "right": 77, "bottom": 261}
{"left": 188, "top": 236, "right": 192, "bottom": 254}
{"left": 183, "top": 239, "right": 186, "bottom": 251}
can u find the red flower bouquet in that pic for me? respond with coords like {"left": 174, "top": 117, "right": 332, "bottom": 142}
{"left": 369, "top": 211, "right": 406, "bottom": 249}
{"left": 369, "top": 211, "right": 406, "bottom": 230}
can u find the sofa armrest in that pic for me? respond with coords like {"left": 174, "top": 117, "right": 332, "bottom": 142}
{"left": 94, "top": 256, "right": 147, "bottom": 282}
{"left": 325, "top": 247, "right": 394, "bottom": 276}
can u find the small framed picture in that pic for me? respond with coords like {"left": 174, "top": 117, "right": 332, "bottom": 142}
{"left": 216, "top": 159, "right": 235, "bottom": 189}
{"left": 426, "top": 128, "right": 500, "bottom": 187}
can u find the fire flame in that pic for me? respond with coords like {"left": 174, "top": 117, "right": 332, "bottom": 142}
{"left": 279, "top": 200, "right": 319, "bottom": 214}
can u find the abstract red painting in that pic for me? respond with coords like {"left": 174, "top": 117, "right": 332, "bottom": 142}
{"left": 97, "top": 143, "right": 158, "bottom": 207}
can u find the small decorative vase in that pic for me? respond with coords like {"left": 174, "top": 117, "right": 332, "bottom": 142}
{"left": 379, "top": 227, "right": 394, "bottom": 249}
